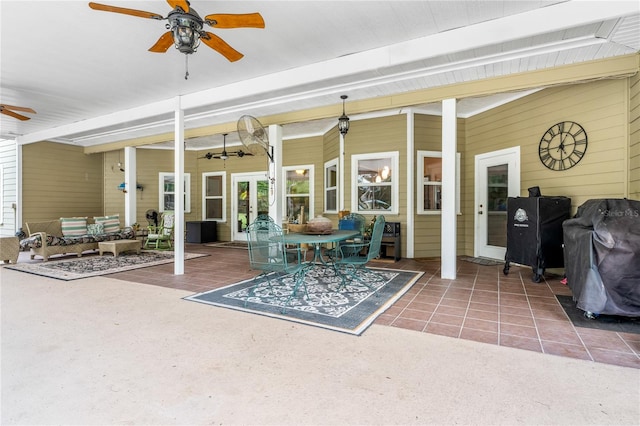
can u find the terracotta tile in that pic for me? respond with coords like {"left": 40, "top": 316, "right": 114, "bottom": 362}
{"left": 399, "top": 308, "right": 433, "bottom": 322}
{"left": 390, "top": 317, "right": 426, "bottom": 332}
{"left": 466, "top": 308, "right": 498, "bottom": 322}
{"left": 469, "top": 301, "right": 498, "bottom": 313}
{"left": 577, "top": 329, "right": 637, "bottom": 353}
{"left": 499, "top": 335, "right": 543, "bottom": 353}
{"left": 460, "top": 328, "right": 499, "bottom": 345}
{"left": 588, "top": 348, "right": 640, "bottom": 368}
{"left": 439, "top": 297, "right": 470, "bottom": 309}
{"left": 425, "top": 322, "right": 461, "bottom": 338}
{"left": 406, "top": 300, "right": 438, "bottom": 313}
{"left": 541, "top": 341, "right": 592, "bottom": 361}
{"left": 500, "top": 323, "right": 538, "bottom": 339}
{"left": 435, "top": 305, "right": 467, "bottom": 317}
{"left": 500, "top": 313, "right": 535, "bottom": 327}
{"left": 463, "top": 318, "right": 498, "bottom": 333}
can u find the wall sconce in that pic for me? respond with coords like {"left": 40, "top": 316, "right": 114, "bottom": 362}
{"left": 338, "top": 95, "right": 350, "bottom": 136}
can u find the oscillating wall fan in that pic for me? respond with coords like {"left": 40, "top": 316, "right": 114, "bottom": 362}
{"left": 199, "top": 133, "right": 252, "bottom": 160}
{"left": 237, "top": 115, "right": 273, "bottom": 162}
{"left": 146, "top": 209, "right": 159, "bottom": 227}
{"left": 1, "top": 104, "right": 36, "bottom": 121}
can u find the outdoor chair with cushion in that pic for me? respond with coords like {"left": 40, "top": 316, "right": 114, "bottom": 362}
{"left": 145, "top": 211, "right": 174, "bottom": 250}
{"left": 334, "top": 215, "right": 386, "bottom": 292}
{"left": 246, "top": 219, "right": 307, "bottom": 313}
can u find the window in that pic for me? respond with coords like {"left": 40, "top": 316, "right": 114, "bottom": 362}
{"left": 324, "top": 158, "right": 338, "bottom": 214}
{"left": 159, "top": 172, "right": 191, "bottom": 213}
{"left": 0, "top": 165, "right": 4, "bottom": 225}
{"left": 202, "top": 172, "right": 225, "bottom": 221}
{"left": 417, "top": 150, "right": 461, "bottom": 214}
{"left": 352, "top": 152, "right": 399, "bottom": 214}
{"left": 283, "top": 166, "right": 313, "bottom": 223}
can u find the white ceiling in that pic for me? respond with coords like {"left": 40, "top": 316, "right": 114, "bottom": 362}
{"left": 1, "top": 1, "right": 639, "bottom": 151}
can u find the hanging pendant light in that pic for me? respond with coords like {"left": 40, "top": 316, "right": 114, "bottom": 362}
{"left": 338, "top": 95, "right": 350, "bottom": 136}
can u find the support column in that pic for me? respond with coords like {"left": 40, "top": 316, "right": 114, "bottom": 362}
{"left": 406, "top": 110, "right": 415, "bottom": 259}
{"left": 173, "top": 96, "right": 185, "bottom": 275}
{"left": 339, "top": 133, "right": 345, "bottom": 212}
{"left": 441, "top": 98, "right": 457, "bottom": 279}
{"left": 124, "top": 146, "right": 136, "bottom": 227}
{"left": 268, "top": 124, "right": 283, "bottom": 223}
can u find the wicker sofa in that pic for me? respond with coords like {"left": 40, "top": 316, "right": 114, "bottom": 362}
{"left": 20, "top": 216, "right": 135, "bottom": 261}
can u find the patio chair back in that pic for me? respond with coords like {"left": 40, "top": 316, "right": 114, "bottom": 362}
{"left": 247, "top": 220, "right": 298, "bottom": 274}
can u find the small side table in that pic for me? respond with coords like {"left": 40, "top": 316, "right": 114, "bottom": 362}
{"left": 0, "top": 236, "right": 19, "bottom": 264}
{"left": 98, "top": 240, "right": 142, "bottom": 257}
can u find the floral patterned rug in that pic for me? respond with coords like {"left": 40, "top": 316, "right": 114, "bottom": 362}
{"left": 184, "top": 265, "right": 423, "bottom": 335}
{"left": 5, "top": 251, "right": 208, "bottom": 281}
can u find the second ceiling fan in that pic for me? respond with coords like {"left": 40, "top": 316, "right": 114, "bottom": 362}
{"left": 199, "top": 133, "right": 252, "bottom": 160}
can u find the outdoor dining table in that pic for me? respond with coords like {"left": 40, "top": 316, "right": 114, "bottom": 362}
{"left": 282, "top": 229, "right": 360, "bottom": 266}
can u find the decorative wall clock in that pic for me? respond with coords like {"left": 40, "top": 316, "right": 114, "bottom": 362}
{"left": 538, "top": 121, "right": 588, "bottom": 171}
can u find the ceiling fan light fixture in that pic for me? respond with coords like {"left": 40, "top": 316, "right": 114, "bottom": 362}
{"left": 338, "top": 95, "right": 350, "bottom": 136}
{"left": 168, "top": 9, "right": 203, "bottom": 54}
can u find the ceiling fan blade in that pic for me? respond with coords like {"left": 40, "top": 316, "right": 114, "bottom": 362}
{"left": 1, "top": 104, "right": 36, "bottom": 114}
{"left": 166, "top": 0, "right": 189, "bottom": 12}
{"left": 149, "top": 32, "right": 174, "bottom": 53}
{"left": 204, "top": 13, "right": 265, "bottom": 29}
{"left": 1, "top": 108, "right": 31, "bottom": 121}
{"left": 88, "top": 2, "right": 164, "bottom": 20}
{"left": 201, "top": 32, "right": 243, "bottom": 62}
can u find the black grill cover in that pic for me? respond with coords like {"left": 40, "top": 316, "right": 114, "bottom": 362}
{"left": 563, "top": 198, "right": 640, "bottom": 316}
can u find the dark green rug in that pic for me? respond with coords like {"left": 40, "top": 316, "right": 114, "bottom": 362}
{"left": 185, "top": 265, "right": 423, "bottom": 335}
{"left": 556, "top": 295, "right": 640, "bottom": 334}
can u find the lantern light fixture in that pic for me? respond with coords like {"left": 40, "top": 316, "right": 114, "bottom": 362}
{"left": 338, "top": 95, "right": 350, "bottom": 136}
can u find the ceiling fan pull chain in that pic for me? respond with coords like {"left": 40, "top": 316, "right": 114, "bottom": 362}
{"left": 184, "top": 55, "right": 189, "bottom": 80}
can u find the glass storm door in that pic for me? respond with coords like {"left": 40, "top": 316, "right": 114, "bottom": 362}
{"left": 475, "top": 148, "right": 520, "bottom": 260}
{"left": 232, "top": 173, "right": 269, "bottom": 241}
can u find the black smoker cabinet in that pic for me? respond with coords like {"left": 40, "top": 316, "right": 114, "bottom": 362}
{"left": 503, "top": 196, "right": 571, "bottom": 282}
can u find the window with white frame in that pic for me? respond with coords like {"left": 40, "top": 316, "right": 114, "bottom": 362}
{"left": 0, "top": 165, "right": 4, "bottom": 225}
{"left": 352, "top": 152, "right": 399, "bottom": 214}
{"left": 159, "top": 172, "right": 191, "bottom": 213}
{"left": 324, "top": 158, "right": 338, "bottom": 214}
{"left": 202, "top": 172, "right": 225, "bottom": 221}
{"left": 283, "top": 165, "right": 313, "bottom": 223}
{"left": 417, "top": 150, "right": 461, "bottom": 214}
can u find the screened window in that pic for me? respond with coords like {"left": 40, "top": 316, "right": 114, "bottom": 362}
{"left": 417, "top": 150, "right": 461, "bottom": 214}
{"left": 159, "top": 172, "right": 190, "bottom": 213}
{"left": 202, "top": 172, "right": 225, "bottom": 221}
{"left": 283, "top": 166, "right": 313, "bottom": 223}
{"left": 324, "top": 158, "right": 338, "bottom": 214}
{"left": 352, "top": 152, "right": 398, "bottom": 214}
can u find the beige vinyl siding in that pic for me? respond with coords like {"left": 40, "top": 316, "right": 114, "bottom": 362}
{"left": 322, "top": 127, "right": 340, "bottom": 218}
{"left": 464, "top": 79, "right": 630, "bottom": 255}
{"left": 284, "top": 135, "right": 324, "bottom": 221}
{"left": 21, "top": 142, "right": 104, "bottom": 227}
{"left": 0, "top": 140, "right": 17, "bottom": 236}
{"left": 630, "top": 71, "right": 640, "bottom": 200}
{"left": 413, "top": 113, "right": 467, "bottom": 258}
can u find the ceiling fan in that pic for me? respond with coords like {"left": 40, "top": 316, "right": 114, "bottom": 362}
{"left": 199, "top": 133, "right": 252, "bottom": 160}
{"left": 88, "top": 0, "right": 264, "bottom": 77}
{"left": 0, "top": 104, "right": 36, "bottom": 121}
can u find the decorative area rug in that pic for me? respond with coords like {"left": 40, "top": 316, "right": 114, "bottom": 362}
{"left": 4, "top": 251, "right": 208, "bottom": 281}
{"left": 556, "top": 295, "right": 640, "bottom": 334}
{"left": 460, "top": 256, "right": 504, "bottom": 266}
{"left": 185, "top": 266, "right": 423, "bottom": 335}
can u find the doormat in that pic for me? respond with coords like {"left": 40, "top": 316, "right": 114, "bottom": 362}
{"left": 185, "top": 266, "right": 423, "bottom": 335}
{"left": 205, "top": 241, "right": 248, "bottom": 249}
{"left": 556, "top": 295, "right": 640, "bottom": 334}
{"left": 460, "top": 256, "right": 504, "bottom": 266}
{"left": 4, "top": 251, "right": 208, "bottom": 281}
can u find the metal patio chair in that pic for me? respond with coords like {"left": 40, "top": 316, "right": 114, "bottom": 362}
{"left": 334, "top": 215, "right": 387, "bottom": 292}
{"left": 246, "top": 219, "right": 307, "bottom": 313}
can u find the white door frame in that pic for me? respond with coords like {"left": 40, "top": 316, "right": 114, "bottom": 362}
{"left": 231, "top": 171, "right": 269, "bottom": 242}
{"left": 474, "top": 146, "right": 520, "bottom": 259}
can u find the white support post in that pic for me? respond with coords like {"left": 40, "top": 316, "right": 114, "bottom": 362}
{"left": 173, "top": 96, "right": 185, "bottom": 275}
{"left": 441, "top": 98, "right": 457, "bottom": 279}
{"left": 124, "top": 146, "right": 136, "bottom": 227}
{"left": 406, "top": 110, "right": 415, "bottom": 259}
{"left": 269, "top": 125, "right": 283, "bottom": 224}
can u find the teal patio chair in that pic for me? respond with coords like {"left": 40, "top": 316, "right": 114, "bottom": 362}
{"left": 334, "top": 215, "right": 386, "bottom": 292}
{"left": 246, "top": 219, "right": 307, "bottom": 313}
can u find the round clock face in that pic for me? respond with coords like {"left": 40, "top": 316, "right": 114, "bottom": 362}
{"left": 538, "top": 121, "right": 588, "bottom": 171}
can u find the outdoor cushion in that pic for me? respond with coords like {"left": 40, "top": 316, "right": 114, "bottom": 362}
{"left": 94, "top": 214, "right": 120, "bottom": 233}
{"left": 60, "top": 217, "right": 88, "bottom": 237}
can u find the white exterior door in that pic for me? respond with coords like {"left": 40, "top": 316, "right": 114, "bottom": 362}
{"left": 474, "top": 147, "right": 520, "bottom": 260}
{"left": 231, "top": 172, "right": 269, "bottom": 241}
